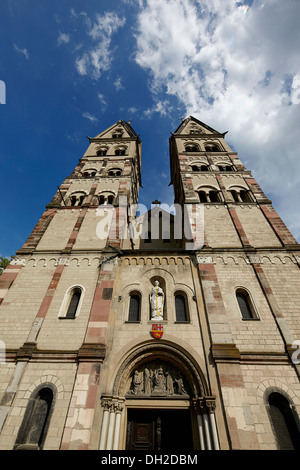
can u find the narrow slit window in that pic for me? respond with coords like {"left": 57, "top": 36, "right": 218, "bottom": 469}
{"left": 128, "top": 294, "right": 141, "bottom": 322}
{"left": 175, "top": 294, "right": 189, "bottom": 322}
{"left": 66, "top": 288, "right": 81, "bottom": 319}
{"left": 236, "top": 291, "right": 255, "bottom": 320}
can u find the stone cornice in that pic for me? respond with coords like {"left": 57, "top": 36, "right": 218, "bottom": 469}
{"left": 10, "top": 342, "right": 106, "bottom": 363}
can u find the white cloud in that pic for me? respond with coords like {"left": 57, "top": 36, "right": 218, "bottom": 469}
{"left": 128, "top": 106, "right": 138, "bottom": 114}
{"left": 82, "top": 112, "right": 98, "bottom": 123}
{"left": 57, "top": 32, "right": 70, "bottom": 45}
{"left": 13, "top": 43, "right": 29, "bottom": 60}
{"left": 144, "top": 99, "right": 172, "bottom": 118}
{"left": 98, "top": 93, "right": 108, "bottom": 112}
{"left": 76, "top": 55, "right": 88, "bottom": 76}
{"left": 75, "top": 11, "right": 126, "bottom": 79}
{"left": 134, "top": 0, "right": 300, "bottom": 240}
{"left": 114, "top": 76, "right": 124, "bottom": 91}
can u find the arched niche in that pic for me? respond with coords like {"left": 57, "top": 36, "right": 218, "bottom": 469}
{"left": 112, "top": 342, "right": 209, "bottom": 399}
{"left": 149, "top": 275, "right": 167, "bottom": 320}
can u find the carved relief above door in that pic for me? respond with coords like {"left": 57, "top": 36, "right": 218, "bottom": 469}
{"left": 126, "top": 360, "right": 191, "bottom": 398}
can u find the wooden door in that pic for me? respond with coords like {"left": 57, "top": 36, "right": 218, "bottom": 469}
{"left": 126, "top": 419, "right": 155, "bottom": 450}
{"left": 126, "top": 409, "right": 193, "bottom": 451}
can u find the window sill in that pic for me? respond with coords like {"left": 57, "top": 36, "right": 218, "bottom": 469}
{"left": 241, "top": 317, "right": 260, "bottom": 321}
{"left": 58, "top": 316, "right": 77, "bottom": 320}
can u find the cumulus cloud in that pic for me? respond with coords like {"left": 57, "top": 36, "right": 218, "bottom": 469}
{"left": 134, "top": 0, "right": 300, "bottom": 240}
{"left": 144, "top": 99, "right": 172, "bottom": 118}
{"left": 75, "top": 11, "right": 126, "bottom": 79}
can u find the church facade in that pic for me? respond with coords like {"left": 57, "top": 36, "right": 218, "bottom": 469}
{"left": 0, "top": 116, "right": 300, "bottom": 450}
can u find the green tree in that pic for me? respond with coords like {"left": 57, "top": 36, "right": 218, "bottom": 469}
{"left": 0, "top": 256, "right": 16, "bottom": 275}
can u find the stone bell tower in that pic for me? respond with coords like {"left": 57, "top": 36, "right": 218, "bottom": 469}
{"left": 169, "top": 116, "right": 300, "bottom": 450}
{"left": 0, "top": 120, "right": 143, "bottom": 450}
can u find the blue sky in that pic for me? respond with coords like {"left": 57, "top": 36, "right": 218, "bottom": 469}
{"left": 0, "top": 0, "right": 300, "bottom": 257}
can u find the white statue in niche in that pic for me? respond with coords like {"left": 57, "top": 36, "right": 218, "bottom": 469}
{"left": 150, "top": 280, "right": 165, "bottom": 321}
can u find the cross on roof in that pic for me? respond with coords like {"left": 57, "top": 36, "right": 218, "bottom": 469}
{"left": 152, "top": 199, "right": 161, "bottom": 206}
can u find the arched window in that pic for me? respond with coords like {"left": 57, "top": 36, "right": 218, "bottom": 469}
{"left": 115, "top": 148, "right": 126, "bottom": 156}
{"left": 112, "top": 131, "right": 123, "bottom": 138}
{"left": 14, "top": 386, "right": 54, "bottom": 450}
{"left": 192, "top": 164, "right": 208, "bottom": 171}
{"left": 240, "top": 190, "right": 252, "bottom": 202}
{"left": 198, "top": 191, "right": 207, "bottom": 203}
{"left": 236, "top": 289, "right": 258, "bottom": 320}
{"left": 197, "top": 187, "right": 220, "bottom": 203}
{"left": 229, "top": 187, "right": 253, "bottom": 203}
{"left": 218, "top": 164, "right": 233, "bottom": 171}
{"left": 108, "top": 168, "right": 122, "bottom": 176}
{"left": 175, "top": 294, "right": 189, "bottom": 322}
{"left": 98, "top": 192, "right": 115, "bottom": 205}
{"left": 128, "top": 293, "right": 141, "bottom": 322}
{"left": 69, "top": 192, "right": 86, "bottom": 207}
{"left": 82, "top": 169, "right": 97, "bottom": 178}
{"left": 66, "top": 288, "right": 82, "bottom": 319}
{"left": 59, "top": 286, "right": 84, "bottom": 319}
{"left": 205, "top": 144, "right": 220, "bottom": 152}
{"left": 230, "top": 190, "right": 240, "bottom": 202}
{"left": 268, "top": 392, "right": 300, "bottom": 450}
{"left": 209, "top": 190, "right": 219, "bottom": 202}
{"left": 185, "top": 144, "right": 199, "bottom": 152}
{"left": 97, "top": 149, "right": 107, "bottom": 156}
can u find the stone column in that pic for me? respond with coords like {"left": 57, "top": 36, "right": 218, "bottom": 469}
{"left": 106, "top": 406, "right": 116, "bottom": 450}
{"left": 113, "top": 400, "right": 125, "bottom": 450}
{"left": 194, "top": 397, "right": 219, "bottom": 450}
{"left": 203, "top": 412, "right": 212, "bottom": 450}
{"left": 206, "top": 397, "right": 220, "bottom": 450}
{"left": 193, "top": 399, "right": 206, "bottom": 450}
{"left": 99, "top": 397, "right": 125, "bottom": 450}
{"left": 99, "top": 398, "right": 111, "bottom": 450}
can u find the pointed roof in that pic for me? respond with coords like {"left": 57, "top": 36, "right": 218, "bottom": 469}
{"left": 172, "top": 116, "right": 225, "bottom": 136}
{"left": 89, "top": 120, "right": 140, "bottom": 141}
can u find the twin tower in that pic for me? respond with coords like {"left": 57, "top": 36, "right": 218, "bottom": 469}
{"left": 0, "top": 116, "right": 300, "bottom": 450}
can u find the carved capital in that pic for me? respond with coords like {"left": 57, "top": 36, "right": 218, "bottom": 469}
{"left": 205, "top": 397, "right": 216, "bottom": 414}
{"left": 113, "top": 399, "right": 125, "bottom": 414}
{"left": 101, "top": 396, "right": 125, "bottom": 414}
{"left": 101, "top": 397, "right": 113, "bottom": 411}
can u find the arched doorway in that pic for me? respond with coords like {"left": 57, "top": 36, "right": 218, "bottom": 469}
{"left": 99, "top": 342, "right": 220, "bottom": 450}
